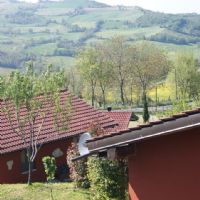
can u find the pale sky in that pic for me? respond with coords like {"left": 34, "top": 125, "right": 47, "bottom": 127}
{"left": 96, "top": 0, "right": 200, "bottom": 13}
{"left": 18, "top": 0, "right": 200, "bottom": 14}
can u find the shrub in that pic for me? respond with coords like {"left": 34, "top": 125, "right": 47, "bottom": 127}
{"left": 66, "top": 143, "right": 89, "bottom": 188}
{"left": 87, "top": 157, "right": 127, "bottom": 200}
{"left": 143, "top": 94, "right": 150, "bottom": 123}
{"left": 130, "top": 112, "right": 139, "bottom": 121}
{"left": 42, "top": 156, "right": 56, "bottom": 182}
{"left": 66, "top": 122, "right": 105, "bottom": 188}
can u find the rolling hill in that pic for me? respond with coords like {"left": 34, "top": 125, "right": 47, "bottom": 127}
{"left": 0, "top": 0, "right": 200, "bottom": 73}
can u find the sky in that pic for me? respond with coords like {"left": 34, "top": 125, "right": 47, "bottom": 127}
{"left": 18, "top": 0, "right": 200, "bottom": 14}
{"left": 96, "top": 0, "right": 200, "bottom": 13}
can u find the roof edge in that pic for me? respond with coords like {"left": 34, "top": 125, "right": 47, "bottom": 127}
{"left": 87, "top": 111, "right": 200, "bottom": 152}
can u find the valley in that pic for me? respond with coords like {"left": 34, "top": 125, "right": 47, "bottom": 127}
{"left": 0, "top": 0, "right": 200, "bottom": 73}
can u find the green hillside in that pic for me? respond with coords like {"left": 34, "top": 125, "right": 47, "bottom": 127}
{"left": 0, "top": 0, "right": 200, "bottom": 73}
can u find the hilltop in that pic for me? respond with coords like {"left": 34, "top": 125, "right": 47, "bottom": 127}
{"left": 0, "top": 0, "right": 200, "bottom": 73}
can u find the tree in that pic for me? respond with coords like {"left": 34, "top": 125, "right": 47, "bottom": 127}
{"left": 168, "top": 52, "right": 200, "bottom": 100}
{"left": 95, "top": 44, "right": 114, "bottom": 108}
{"left": 65, "top": 68, "right": 84, "bottom": 98}
{"left": 104, "top": 36, "right": 130, "bottom": 106}
{"left": 0, "top": 64, "right": 71, "bottom": 185}
{"left": 143, "top": 93, "right": 150, "bottom": 123}
{"left": 128, "top": 42, "right": 169, "bottom": 122}
{"left": 77, "top": 48, "right": 98, "bottom": 106}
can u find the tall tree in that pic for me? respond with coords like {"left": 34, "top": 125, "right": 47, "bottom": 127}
{"left": 95, "top": 44, "right": 114, "bottom": 108}
{"left": 65, "top": 68, "right": 83, "bottom": 97}
{"left": 77, "top": 48, "right": 98, "bottom": 106}
{"left": 0, "top": 64, "right": 71, "bottom": 185}
{"left": 104, "top": 36, "right": 130, "bottom": 106}
{"left": 168, "top": 52, "right": 200, "bottom": 100}
{"left": 128, "top": 42, "right": 169, "bottom": 122}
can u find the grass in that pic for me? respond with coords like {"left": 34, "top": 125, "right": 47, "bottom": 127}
{"left": 28, "top": 43, "right": 57, "bottom": 56}
{"left": 151, "top": 41, "right": 200, "bottom": 57}
{"left": 36, "top": 8, "right": 72, "bottom": 16}
{"left": 0, "top": 182, "right": 90, "bottom": 200}
{"left": 69, "top": 9, "right": 143, "bottom": 24}
{"left": 43, "top": 56, "right": 75, "bottom": 68}
{"left": 96, "top": 26, "right": 163, "bottom": 39}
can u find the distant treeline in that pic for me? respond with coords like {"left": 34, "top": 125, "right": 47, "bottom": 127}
{"left": 149, "top": 30, "right": 200, "bottom": 45}
{"left": 125, "top": 10, "right": 200, "bottom": 45}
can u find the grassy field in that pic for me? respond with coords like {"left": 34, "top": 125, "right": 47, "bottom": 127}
{"left": 95, "top": 26, "right": 163, "bottom": 39}
{"left": 43, "top": 56, "right": 75, "bottom": 68}
{"left": 0, "top": 183, "right": 90, "bottom": 200}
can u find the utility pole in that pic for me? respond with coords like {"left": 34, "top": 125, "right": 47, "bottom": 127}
{"left": 155, "top": 86, "right": 158, "bottom": 112}
{"left": 175, "top": 68, "right": 178, "bottom": 100}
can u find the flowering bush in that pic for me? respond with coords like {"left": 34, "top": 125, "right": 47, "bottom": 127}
{"left": 67, "top": 121, "right": 128, "bottom": 197}
{"left": 66, "top": 143, "right": 89, "bottom": 188}
{"left": 66, "top": 121, "right": 105, "bottom": 188}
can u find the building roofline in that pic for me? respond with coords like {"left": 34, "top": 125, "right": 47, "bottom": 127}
{"left": 0, "top": 90, "right": 118, "bottom": 154}
{"left": 87, "top": 109, "right": 200, "bottom": 153}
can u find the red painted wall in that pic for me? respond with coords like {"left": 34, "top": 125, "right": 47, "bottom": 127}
{"left": 0, "top": 139, "right": 72, "bottom": 183}
{"left": 128, "top": 127, "right": 200, "bottom": 200}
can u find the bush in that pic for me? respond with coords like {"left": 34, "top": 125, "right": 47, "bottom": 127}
{"left": 87, "top": 157, "right": 127, "bottom": 200}
{"left": 66, "top": 143, "right": 90, "bottom": 188}
{"left": 42, "top": 156, "right": 56, "bottom": 182}
{"left": 143, "top": 94, "right": 150, "bottom": 123}
{"left": 130, "top": 112, "right": 139, "bottom": 121}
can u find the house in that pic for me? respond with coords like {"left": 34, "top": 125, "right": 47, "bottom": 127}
{"left": 87, "top": 109, "right": 200, "bottom": 200}
{"left": 0, "top": 90, "right": 131, "bottom": 183}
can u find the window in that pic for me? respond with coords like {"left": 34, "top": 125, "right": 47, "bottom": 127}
{"left": 20, "top": 150, "right": 36, "bottom": 172}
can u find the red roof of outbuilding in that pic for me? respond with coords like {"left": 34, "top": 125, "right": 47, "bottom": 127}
{"left": 0, "top": 91, "right": 117, "bottom": 154}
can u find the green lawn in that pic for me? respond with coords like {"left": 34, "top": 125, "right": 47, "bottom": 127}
{"left": 0, "top": 183, "right": 90, "bottom": 200}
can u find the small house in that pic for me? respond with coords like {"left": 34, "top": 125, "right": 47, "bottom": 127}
{"left": 87, "top": 109, "right": 200, "bottom": 200}
{"left": 0, "top": 91, "right": 131, "bottom": 183}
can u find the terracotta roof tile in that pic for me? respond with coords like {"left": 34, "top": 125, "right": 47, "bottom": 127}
{"left": 0, "top": 91, "right": 117, "bottom": 154}
{"left": 105, "top": 111, "right": 132, "bottom": 132}
{"left": 87, "top": 109, "right": 200, "bottom": 143}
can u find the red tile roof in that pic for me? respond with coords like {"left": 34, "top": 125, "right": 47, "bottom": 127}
{"left": 0, "top": 91, "right": 117, "bottom": 154}
{"left": 105, "top": 111, "right": 132, "bottom": 132}
{"left": 87, "top": 108, "right": 200, "bottom": 144}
